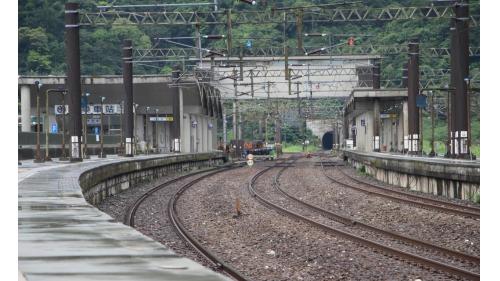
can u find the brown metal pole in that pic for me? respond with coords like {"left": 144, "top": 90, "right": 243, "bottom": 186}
{"left": 123, "top": 39, "right": 134, "bottom": 157}
{"left": 226, "top": 9, "right": 232, "bottom": 57}
{"left": 373, "top": 60, "right": 381, "bottom": 90}
{"left": 296, "top": 9, "right": 303, "bottom": 51}
{"left": 233, "top": 69, "right": 239, "bottom": 158}
{"left": 120, "top": 100, "right": 124, "bottom": 155}
{"left": 34, "top": 84, "right": 42, "bottom": 163}
{"left": 407, "top": 39, "right": 420, "bottom": 154}
{"left": 429, "top": 91, "right": 436, "bottom": 157}
{"left": 466, "top": 82, "right": 472, "bottom": 158}
{"left": 83, "top": 93, "right": 88, "bottom": 159}
{"left": 451, "top": 1, "right": 470, "bottom": 158}
{"left": 172, "top": 70, "right": 181, "bottom": 152}
{"left": 446, "top": 88, "right": 452, "bottom": 157}
{"left": 402, "top": 63, "right": 408, "bottom": 88}
{"left": 61, "top": 92, "right": 68, "bottom": 160}
{"left": 45, "top": 90, "right": 51, "bottom": 161}
{"left": 373, "top": 98, "right": 380, "bottom": 152}
{"left": 65, "top": 2, "right": 83, "bottom": 162}
{"left": 155, "top": 109, "right": 159, "bottom": 153}
{"left": 99, "top": 97, "right": 106, "bottom": 158}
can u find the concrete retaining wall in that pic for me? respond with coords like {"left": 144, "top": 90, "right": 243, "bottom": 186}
{"left": 343, "top": 150, "right": 480, "bottom": 202}
{"left": 79, "top": 152, "right": 227, "bottom": 205}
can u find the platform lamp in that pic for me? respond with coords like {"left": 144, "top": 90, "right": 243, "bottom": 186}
{"left": 59, "top": 89, "right": 69, "bottom": 161}
{"left": 155, "top": 108, "right": 159, "bottom": 153}
{"left": 239, "top": 0, "right": 256, "bottom": 5}
{"left": 119, "top": 100, "right": 124, "bottom": 156}
{"left": 464, "top": 77, "right": 474, "bottom": 160}
{"left": 146, "top": 106, "right": 150, "bottom": 155}
{"left": 98, "top": 96, "right": 106, "bottom": 158}
{"left": 133, "top": 103, "right": 139, "bottom": 155}
{"left": 44, "top": 89, "right": 53, "bottom": 162}
{"left": 428, "top": 90, "right": 436, "bottom": 157}
{"left": 83, "top": 92, "right": 91, "bottom": 159}
{"left": 34, "top": 81, "right": 43, "bottom": 163}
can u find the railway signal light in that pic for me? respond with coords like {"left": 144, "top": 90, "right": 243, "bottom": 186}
{"left": 204, "top": 49, "right": 226, "bottom": 57}
{"left": 202, "top": 35, "right": 226, "bottom": 39}
{"left": 347, "top": 37, "right": 355, "bottom": 46}
{"left": 239, "top": 0, "right": 256, "bottom": 5}
{"left": 304, "top": 33, "right": 327, "bottom": 37}
{"left": 305, "top": 47, "right": 326, "bottom": 56}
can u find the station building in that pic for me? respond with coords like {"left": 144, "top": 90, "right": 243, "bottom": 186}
{"left": 18, "top": 75, "right": 223, "bottom": 157}
{"left": 343, "top": 89, "right": 408, "bottom": 152}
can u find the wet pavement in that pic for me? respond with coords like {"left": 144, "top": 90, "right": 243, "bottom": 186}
{"left": 18, "top": 154, "right": 229, "bottom": 281}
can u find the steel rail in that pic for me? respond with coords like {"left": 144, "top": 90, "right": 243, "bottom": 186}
{"left": 336, "top": 164, "right": 481, "bottom": 214}
{"left": 320, "top": 160, "right": 480, "bottom": 219}
{"left": 123, "top": 167, "right": 218, "bottom": 227}
{"left": 123, "top": 163, "right": 249, "bottom": 281}
{"left": 168, "top": 166, "right": 250, "bottom": 281}
{"left": 272, "top": 161, "right": 479, "bottom": 265}
{"left": 248, "top": 162, "right": 480, "bottom": 281}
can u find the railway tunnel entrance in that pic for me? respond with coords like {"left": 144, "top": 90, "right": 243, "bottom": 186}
{"left": 322, "top": 131, "right": 334, "bottom": 150}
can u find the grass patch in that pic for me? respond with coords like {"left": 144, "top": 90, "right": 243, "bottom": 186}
{"left": 357, "top": 165, "right": 369, "bottom": 176}
{"left": 421, "top": 114, "right": 480, "bottom": 157}
{"left": 282, "top": 143, "right": 319, "bottom": 153}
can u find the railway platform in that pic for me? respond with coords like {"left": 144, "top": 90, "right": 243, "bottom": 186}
{"left": 18, "top": 153, "right": 229, "bottom": 281}
{"left": 342, "top": 150, "right": 480, "bottom": 201}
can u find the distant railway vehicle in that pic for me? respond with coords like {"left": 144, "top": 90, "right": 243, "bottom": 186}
{"left": 229, "top": 140, "right": 273, "bottom": 156}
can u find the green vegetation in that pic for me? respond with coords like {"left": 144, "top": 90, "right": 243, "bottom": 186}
{"left": 357, "top": 165, "right": 369, "bottom": 177}
{"left": 19, "top": 0, "right": 480, "bottom": 152}
{"left": 421, "top": 105, "right": 480, "bottom": 157}
{"left": 282, "top": 143, "right": 319, "bottom": 153}
{"left": 19, "top": 0, "right": 479, "bottom": 77}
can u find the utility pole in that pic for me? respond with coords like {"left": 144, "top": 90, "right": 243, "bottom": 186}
{"left": 155, "top": 108, "right": 159, "bottom": 153}
{"left": 83, "top": 92, "right": 90, "bottom": 159}
{"left": 99, "top": 96, "right": 106, "bottom": 158}
{"left": 45, "top": 90, "right": 68, "bottom": 161}
{"left": 429, "top": 91, "right": 436, "bottom": 157}
{"left": 226, "top": 9, "right": 232, "bottom": 57}
{"left": 133, "top": 103, "right": 138, "bottom": 154}
{"left": 60, "top": 91, "right": 68, "bottom": 160}
{"left": 373, "top": 60, "right": 381, "bottom": 89}
{"left": 450, "top": 0, "right": 471, "bottom": 158}
{"left": 195, "top": 23, "right": 202, "bottom": 67}
{"left": 172, "top": 70, "right": 181, "bottom": 153}
{"left": 34, "top": 81, "right": 43, "bottom": 163}
{"left": 233, "top": 69, "right": 239, "bottom": 158}
{"left": 122, "top": 39, "right": 134, "bottom": 157}
{"left": 44, "top": 89, "right": 52, "bottom": 161}
{"left": 120, "top": 100, "right": 124, "bottom": 155}
{"left": 65, "top": 2, "right": 83, "bottom": 162}
{"left": 222, "top": 104, "right": 227, "bottom": 151}
{"left": 407, "top": 39, "right": 420, "bottom": 155}
{"left": 146, "top": 106, "right": 150, "bottom": 155}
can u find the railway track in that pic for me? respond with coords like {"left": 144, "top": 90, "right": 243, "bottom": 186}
{"left": 124, "top": 165, "right": 250, "bottom": 281}
{"left": 248, "top": 159, "right": 480, "bottom": 281}
{"left": 320, "top": 158, "right": 480, "bottom": 219}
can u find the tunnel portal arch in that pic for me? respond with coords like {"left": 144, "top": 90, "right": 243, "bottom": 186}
{"left": 322, "top": 131, "right": 335, "bottom": 150}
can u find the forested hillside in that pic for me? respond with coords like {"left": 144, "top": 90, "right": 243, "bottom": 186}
{"left": 19, "top": 0, "right": 480, "bottom": 154}
{"left": 19, "top": 0, "right": 479, "bottom": 80}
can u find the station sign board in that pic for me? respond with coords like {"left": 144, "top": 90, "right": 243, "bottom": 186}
{"left": 50, "top": 123, "right": 58, "bottom": 134}
{"left": 55, "top": 104, "right": 122, "bottom": 115}
{"left": 416, "top": 95, "right": 427, "bottom": 108}
{"left": 380, "top": 113, "right": 397, "bottom": 119}
{"left": 149, "top": 114, "right": 173, "bottom": 122}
